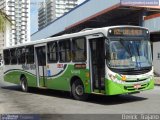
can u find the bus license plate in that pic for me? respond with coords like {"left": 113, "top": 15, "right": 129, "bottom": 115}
{"left": 134, "top": 84, "right": 141, "bottom": 89}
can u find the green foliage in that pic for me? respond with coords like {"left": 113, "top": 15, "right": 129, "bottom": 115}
{"left": 0, "top": 10, "right": 11, "bottom": 32}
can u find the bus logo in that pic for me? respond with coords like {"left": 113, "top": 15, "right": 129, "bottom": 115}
{"left": 57, "top": 64, "right": 64, "bottom": 68}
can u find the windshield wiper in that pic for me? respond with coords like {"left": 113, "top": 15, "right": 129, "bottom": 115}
{"left": 119, "top": 38, "right": 132, "bottom": 58}
{"left": 119, "top": 39, "right": 141, "bottom": 69}
{"left": 135, "top": 42, "right": 140, "bottom": 58}
{"left": 134, "top": 41, "right": 142, "bottom": 68}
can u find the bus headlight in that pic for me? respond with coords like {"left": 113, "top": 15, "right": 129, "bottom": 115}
{"left": 108, "top": 74, "right": 115, "bottom": 80}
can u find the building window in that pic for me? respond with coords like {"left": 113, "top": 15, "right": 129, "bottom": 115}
{"left": 72, "top": 37, "right": 86, "bottom": 62}
{"left": 47, "top": 42, "right": 58, "bottom": 63}
{"left": 59, "top": 40, "right": 71, "bottom": 62}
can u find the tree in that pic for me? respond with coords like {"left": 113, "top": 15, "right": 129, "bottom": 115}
{"left": 0, "top": 10, "right": 11, "bottom": 60}
{"left": 0, "top": 10, "right": 11, "bottom": 32}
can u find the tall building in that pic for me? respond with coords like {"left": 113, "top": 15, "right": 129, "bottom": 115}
{"left": 38, "top": 0, "right": 78, "bottom": 30}
{"left": 46, "top": 0, "right": 56, "bottom": 23}
{"left": 38, "top": 3, "right": 47, "bottom": 30}
{"left": 55, "top": 0, "right": 78, "bottom": 18}
{"left": 0, "top": 0, "right": 30, "bottom": 58}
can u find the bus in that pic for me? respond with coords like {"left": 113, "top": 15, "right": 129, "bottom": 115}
{"left": 3, "top": 26, "right": 154, "bottom": 100}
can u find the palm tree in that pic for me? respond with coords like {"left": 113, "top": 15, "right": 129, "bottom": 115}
{"left": 0, "top": 10, "right": 11, "bottom": 32}
{"left": 0, "top": 10, "right": 11, "bottom": 60}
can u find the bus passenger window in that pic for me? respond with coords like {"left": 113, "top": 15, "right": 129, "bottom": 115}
{"left": 72, "top": 37, "right": 86, "bottom": 62}
{"left": 47, "top": 42, "right": 58, "bottom": 63}
{"left": 3, "top": 50, "right": 10, "bottom": 65}
{"left": 59, "top": 40, "right": 71, "bottom": 62}
{"left": 17, "top": 47, "right": 26, "bottom": 64}
{"left": 26, "top": 46, "right": 34, "bottom": 64}
{"left": 10, "top": 49, "right": 17, "bottom": 65}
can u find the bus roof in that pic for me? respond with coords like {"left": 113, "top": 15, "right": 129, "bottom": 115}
{"left": 4, "top": 25, "right": 148, "bottom": 50}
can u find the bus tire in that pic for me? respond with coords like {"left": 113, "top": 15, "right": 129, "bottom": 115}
{"left": 21, "top": 76, "right": 28, "bottom": 92}
{"left": 71, "top": 80, "right": 88, "bottom": 101}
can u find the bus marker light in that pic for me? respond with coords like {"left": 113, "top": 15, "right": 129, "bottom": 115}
{"left": 121, "top": 75, "right": 126, "bottom": 81}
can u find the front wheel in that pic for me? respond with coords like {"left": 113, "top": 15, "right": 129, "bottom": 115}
{"left": 21, "top": 77, "right": 28, "bottom": 92}
{"left": 71, "top": 80, "right": 88, "bottom": 101}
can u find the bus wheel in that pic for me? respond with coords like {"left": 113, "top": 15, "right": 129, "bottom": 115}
{"left": 71, "top": 80, "right": 88, "bottom": 101}
{"left": 21, "top": 77, "right": 28, "bottom": 92}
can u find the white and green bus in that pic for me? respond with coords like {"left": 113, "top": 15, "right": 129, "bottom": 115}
{"left": 3, "top": 26, "right": 154, "bottom": 100}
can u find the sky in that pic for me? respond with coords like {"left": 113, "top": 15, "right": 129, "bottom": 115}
{"left": 30, "top": 0, "right": 86, "bottom": 34}
{"left": 30, "top": 0, "right": 45, "bottom": 34}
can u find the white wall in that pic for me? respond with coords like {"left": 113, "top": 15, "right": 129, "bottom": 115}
{"left": 144, "top": 17, "right": 160, "bottom": 33}
{"left": 153, "top": 42, "right": 160, "bottom": 76}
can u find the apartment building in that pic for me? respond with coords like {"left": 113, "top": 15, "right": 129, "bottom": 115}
{"left": 0, "top": 0, "right": 30, "bottom": 59}
{"left": 38, "top": 0, "right": 78, "bottom": 30}
{"left": 38, "top": 3, "right": 47, "bottom": 30}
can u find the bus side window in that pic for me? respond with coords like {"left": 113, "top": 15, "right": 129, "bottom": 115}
{"left": 17, "top": 47, "right": 26, "bottom": 64}
{"left": 72, "top": 37, "right": 86, "bottom": 62}
{"left": 47, "top": 42, "right": 58, "bottom": 63}
{"left": 10, "top": 48, "right": 17, "bottom": 65}
{"left": 59, "top": 40, "right": 71, "bottom": 62}
{"left": 3, "top": 49, "right": 10, "bottom": 65}
{"left": 26, "top": 46, "right": 34, "bottom": 64}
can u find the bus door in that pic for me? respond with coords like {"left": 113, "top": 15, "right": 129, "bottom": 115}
{"left": 89, "top": 37, "right": 105, "bottom": 93}
{"left": 35, "top": 45, "right": 47, "bottom": 87}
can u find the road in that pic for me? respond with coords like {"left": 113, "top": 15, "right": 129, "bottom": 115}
{"left": 0, "top": 69, "right": 160, "bottom": 117}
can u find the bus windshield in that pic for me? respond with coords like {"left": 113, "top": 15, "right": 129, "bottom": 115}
{"left": 108, "top": 37, "right": 152, "bottom": 70}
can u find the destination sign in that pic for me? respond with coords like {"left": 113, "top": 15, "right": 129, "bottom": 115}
{"left": 108, "top": 28, "right": 149, "bottom": 36}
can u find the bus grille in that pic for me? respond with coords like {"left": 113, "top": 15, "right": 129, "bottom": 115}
{"left": 124, "top": 83, "right": 149, "bottom": 91}
{"left": 125, "top": 78, "right": 148, "bottom": 82}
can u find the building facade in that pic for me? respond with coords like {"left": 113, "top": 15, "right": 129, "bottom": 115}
{"left": 0, "top": 0, "right": 30, "bottom": 58}
{"left": 38, "top": 0, "right": 78, "bottom": 30}
{"left": 38, "top": 3, "right": 47, "bottom": 30}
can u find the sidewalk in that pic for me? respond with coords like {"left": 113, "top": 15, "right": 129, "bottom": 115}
{"left": 154, "top": 77, "right": 160, "bottom": 86}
